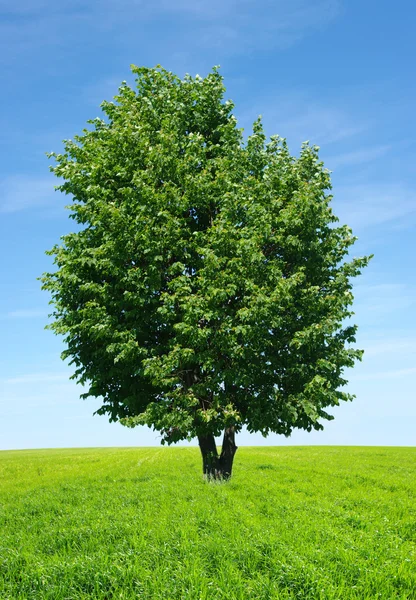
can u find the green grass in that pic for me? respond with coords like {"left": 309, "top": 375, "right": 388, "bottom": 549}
{"left": 0, "top": 446, "right": 415, "bottom": 599}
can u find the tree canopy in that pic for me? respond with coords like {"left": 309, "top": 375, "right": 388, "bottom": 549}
{"left": 42, "top": 66, "right": 370, "bottom": 478}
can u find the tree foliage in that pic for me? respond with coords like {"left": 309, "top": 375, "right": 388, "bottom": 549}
{"left": 42, "top": 66, "right": 370, "bottom": 471}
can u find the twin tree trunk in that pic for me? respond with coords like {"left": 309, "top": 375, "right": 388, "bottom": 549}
{"left": 198, "top": 427, "right": 237, "bottom": 480}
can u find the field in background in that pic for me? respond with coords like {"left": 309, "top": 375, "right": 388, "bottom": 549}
{"left": 0, "top": 446, "right": 415, "bottom": 599}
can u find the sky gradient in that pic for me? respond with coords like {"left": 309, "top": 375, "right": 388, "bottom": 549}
{"left": 0, "top": 0, "right": 415, "bottom": 449}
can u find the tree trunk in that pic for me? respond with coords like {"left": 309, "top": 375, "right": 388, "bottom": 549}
{"left": 198, "top": 427, "right": 237, "bottom": 480}
{"left": 198, "top": 434, "right": 219, "bottom": 479}
{"left": 218, "top": 426, "right": 237, "bottom": 480}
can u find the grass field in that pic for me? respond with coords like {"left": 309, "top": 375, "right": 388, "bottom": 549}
{"left": 0, "top": 446, "right": 415, "bottom": 599}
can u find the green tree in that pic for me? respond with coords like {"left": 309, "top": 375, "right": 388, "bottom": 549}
{"left": 42, "top": 66, "right": 370, "bottom": 479}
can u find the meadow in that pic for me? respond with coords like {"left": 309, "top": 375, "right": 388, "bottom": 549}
{"left": 0, "top": 446, "right": 415, "bottom": 599}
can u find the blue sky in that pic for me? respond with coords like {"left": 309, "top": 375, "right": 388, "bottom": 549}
{"left": 0, "top": 0, "right": 415, "bottom": 450}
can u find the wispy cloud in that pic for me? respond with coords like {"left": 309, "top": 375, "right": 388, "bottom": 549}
{"left": 239, "top": 93, "right": 366, "bottom": 149}
{"left": 282, "top": 106, "right": 364, "bottom": 146}
{"left": 83, "top": 77, "right": 126, "bottom": 106}
{"left": 353, "top": 283, "right": 416, "bottom": 317}
{"left": 4, "top": 309, "right": 47, "bottom": 319}
{"left": 352, "top": 367, "right": 416, "bottom": 381}
{"left": 169, "top": 0, "right": 343, "bottom": 52}
{"left": 4, "top": 373, "right": 70, "bottom": 385}
{"left": 0, "top": 175, "right": 58, "bottom": 214}
{"left": 0, "top": 0, "right": 342, "bottom": 67}
{"left": 333, "top": 183, "right": 416, "bottom": 230}
{"left": 0, "top": 0, "right": 77, "bottom": 15}
{"left": 362, "top": 336, "right": 416, "bottom": 358}
{"left": 326, "top": 145, "right": 390, "bottom": 170}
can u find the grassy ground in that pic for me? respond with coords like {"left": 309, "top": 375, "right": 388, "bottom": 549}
{"left": 0, "top": 446, "right": 415, "bottom": 599}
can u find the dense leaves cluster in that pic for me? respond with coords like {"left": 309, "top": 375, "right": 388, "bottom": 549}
{"left": 42, "top": 66, "right": 370, "bottom": 446}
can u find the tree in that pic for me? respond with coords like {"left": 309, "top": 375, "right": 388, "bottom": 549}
{"left": 42, "top": 65, "right": 370, "bottom": 479}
